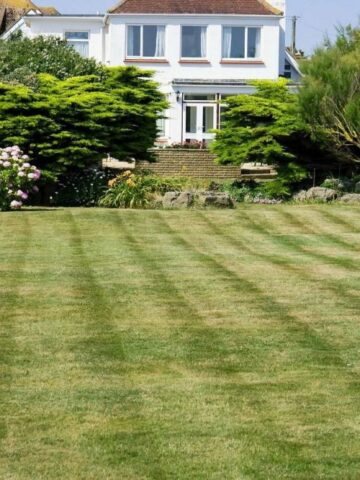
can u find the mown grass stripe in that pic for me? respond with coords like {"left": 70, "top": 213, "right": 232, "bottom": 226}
{"left": 140, "top": 211, "right": 350, "bottom": 370}
{"left": 0, "top": 214, "right": 31, "bottom": 455}
{"left": 196, "top": 211, "right": 360, "bottom": 311}
{"left": 314, "top": 206, "right": 360, "bottom": 234}
{"left": 66, "top": 211, "right": 126, "bottom": 366}
{"left": 276, "top": 206, "right": 360, "bottom": 254}
{"left": 238, "top": 208, "right": 360, "bottom": 273}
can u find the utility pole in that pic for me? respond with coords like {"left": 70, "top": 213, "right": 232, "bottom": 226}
{"left": 291, "top": 16, "right": 299, "bottom": 55}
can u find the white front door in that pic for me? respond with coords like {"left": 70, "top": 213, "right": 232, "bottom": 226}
{"left": 184, "top": 103, "right": 216, "bottom": 143}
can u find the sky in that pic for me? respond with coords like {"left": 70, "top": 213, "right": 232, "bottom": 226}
{"left": 36, "top": 0, "right": 359, "bottom": 54}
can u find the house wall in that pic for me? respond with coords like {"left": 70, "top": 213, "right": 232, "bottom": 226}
{"left": 26, "top": 17, "right": 104, "bottom": 61}
{"left": 108, "top": 14, "right": 282, "bottom": 143}
{"left": 108, "top": 14, "right": 282, "bottom": 83}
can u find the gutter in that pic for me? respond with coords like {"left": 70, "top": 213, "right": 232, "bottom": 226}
{"left": 106, "top": 13, "right": 283, "bottom": 18}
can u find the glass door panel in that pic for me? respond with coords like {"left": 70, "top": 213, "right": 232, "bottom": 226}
{"left": 184, "top": 103, "right": 216, "bottom": 142}
{"left": 203, "top": 106, "right": 215, "bottom": 133}
{"left": 186, "top": 106, "right": 197, "bottom": 134}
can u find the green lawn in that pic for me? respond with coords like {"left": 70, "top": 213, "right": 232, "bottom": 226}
{"left": 1, "top": 205, "right": 360, "bottom": 479}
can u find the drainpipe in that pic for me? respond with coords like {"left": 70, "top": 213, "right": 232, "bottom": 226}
{"left": 101, "top": 14, "right": 109, "bottom": 64}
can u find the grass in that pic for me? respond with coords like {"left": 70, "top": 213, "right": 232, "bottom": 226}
{"left": 0, "top": 204, "right": 360, "bottom": 479}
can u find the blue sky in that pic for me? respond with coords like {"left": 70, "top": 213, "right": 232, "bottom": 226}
{"left": 37, "top": 0, "right": 359, "bottom": 53}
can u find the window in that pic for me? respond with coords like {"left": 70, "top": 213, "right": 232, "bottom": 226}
{"left": 127, "top": 25, "right": 165, "bottom": 58}
{"left": 222, "top": 27, "right": 261, "bottom": 59}
{"left": 184, "top": 94, "right": 216, "bottom": 101}
{"left": 156, "top": 117, "right": 166, "bottom": 137}
{"left": 181, "top": 26, "right": 207, "bottom": 58}
{"left": 65, "top": 31, "right": 89, "bottom": 57}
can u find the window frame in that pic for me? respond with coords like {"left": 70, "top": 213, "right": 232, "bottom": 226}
{"left": 181, "top": 25, "right": 208, "bottom": 60}
{"left": 126, "top": 24, "right": 166, "bottom": 59}
{"left": 221, "top": 25, "right": 262, "bottom": 60}
{"left": 64, "top": 30, "right": 90, "bottom": 57}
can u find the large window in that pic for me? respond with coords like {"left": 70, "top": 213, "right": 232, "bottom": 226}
{"left": 181, "top": 26, "right": 207, "bottom": 58}
{"left": 127, "top": 25, "right": 165, "bottom": 58}
{"left": 222, "top": 27, "right": 261, "bottom": 59}
{"left": 65, "top": 31, "right": 89, "bottom": 57}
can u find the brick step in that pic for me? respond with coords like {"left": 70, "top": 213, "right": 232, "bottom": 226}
{"left": 240, "top": 173, "right": 278, "bottom": 180}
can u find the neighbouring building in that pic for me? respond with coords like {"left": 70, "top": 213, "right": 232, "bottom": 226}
{"left": 1, "top": 0, "right": 301, "bottom": 146}
{"left": 0, "top": 0, "right": 58, "bottom": 36}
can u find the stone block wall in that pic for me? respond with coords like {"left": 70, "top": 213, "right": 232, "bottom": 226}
{"left": 136, "top": 149, "right": 241, "bottom": 179}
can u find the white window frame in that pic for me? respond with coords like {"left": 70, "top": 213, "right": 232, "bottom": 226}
{"left": 64, "top": 30, "right": 90, "bottom": 58}
{"left": 222, "top": 26, "right": 262, "bottom": 60}
{"left": 181, "top": 25, "right": 208, "bottom": 59}
{"left": 126, "top": 25, "right": 166, "bottom": 59}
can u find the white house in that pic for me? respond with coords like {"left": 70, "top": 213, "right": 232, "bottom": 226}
{"left": 4, "top": 0, "right": 301, "bottom": 145}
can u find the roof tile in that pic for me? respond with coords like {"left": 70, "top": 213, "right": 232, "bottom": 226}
{"left": 109, "top": 0, "right": 281, "bottom": 15}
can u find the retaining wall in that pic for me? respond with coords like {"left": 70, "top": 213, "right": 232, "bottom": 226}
{"left": 137, "top": 149, "right": 241, "bottom": 180}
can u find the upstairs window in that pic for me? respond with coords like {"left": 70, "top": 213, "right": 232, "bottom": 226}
{"left": 127, "top": 25, "right": 165, "bottom": 58}
{"left": 222, "top": 27, "right": 261, "bottom": 59}
{"left": 65, "top": 31, "right": 89, "bottom": 57}
{"left": 181, "top": 26, "right": 207, "bottom": 58}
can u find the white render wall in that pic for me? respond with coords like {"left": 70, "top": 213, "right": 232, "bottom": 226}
{"left": 26, "top": 17, "right": 104, "bottom": 62}
{"left": 108, "top": 15, "right": 282, "bottom": 85}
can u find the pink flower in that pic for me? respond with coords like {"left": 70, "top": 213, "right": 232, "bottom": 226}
{"left": 16, "top": 190, "right": 28, "bottom": 200}
{"left": 3, "top": 161, "right": 11, "bottom": 168}
{"left": 10, "top": 200, "right": 22, "bottom": 210}
{"left": 22, "top": 163, "right": 31, "bottom": 168}
{"left": 18, "top": 171, "right": 26, "bottom": 177}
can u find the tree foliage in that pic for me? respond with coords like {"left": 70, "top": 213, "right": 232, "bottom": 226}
{"left": 0, "top": 67, "right": 167, "bottom": 178}
{"left": 211, "top": 79, "right": 306, "bottom": 166}
{"left": 299, "top": 25, "right": 360, "bottom": 163}
{"left": 211, "top": 80, "right": 323, "bottom": 197}
{"left": 0, "top": 33, "right": 103, "bottom": 87}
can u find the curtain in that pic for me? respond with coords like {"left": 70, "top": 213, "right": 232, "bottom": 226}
{"left": 70, "top": 41, "right": 89, "bottom": 58}
{"left": 155, "top": 26, "right": 165, "bottom": 57}
{"left": 222, "top": 27, "right": 232, "bottom": 58}
{"left": 254, "top": 28, "right": 261, "bottom": 57}
{"left": 248, "top": 28, "right": 261, "bottom": 58}
{"left": 127, "top": 26, "right": 135, "bottom": 56}
{"left": 200, "top": 27, "right": 206, "bottom": 57}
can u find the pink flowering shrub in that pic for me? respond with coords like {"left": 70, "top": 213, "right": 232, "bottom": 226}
{"left": 0, "top": 146, "right": 41, "bottom": 211}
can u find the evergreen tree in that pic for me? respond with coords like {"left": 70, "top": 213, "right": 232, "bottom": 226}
{"left": 299, "top": 25, "right": 360, "bottom": 163}
{"left": 0, "top": 67, "right": 167, "bottom": 178}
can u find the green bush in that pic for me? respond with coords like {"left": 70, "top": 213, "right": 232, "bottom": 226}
{"left": 0, "top": 33, "right": 103, "bottom": 87}
{"left": 50, "top": 168, "right": 114, "bottom": 207}
{"left": 219, "top": 180, "right": 256, "bottom": 202}
{"left": 99, "top": 171, "right": 187, "bottom": 209}
{"left": 0, "top": 67, "right": 167, "bottom": 179}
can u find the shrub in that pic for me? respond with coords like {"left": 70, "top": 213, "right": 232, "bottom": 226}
{"left": 219, "top": 180, "right": 256, "bottom": 202}
{"left": 0, "top": 33, "right": 103, "bottom": 87}
{"left": 0, "top": 67, "right": 167, "bottom": 179}
{"left": 0, "top": 146, "right": 40, "bottom": 211}
{"left": 50, "top": 167, "right": 114, "bottom": 207}
{"left": 99, "top": 171, "right": 187, "bottom": 209}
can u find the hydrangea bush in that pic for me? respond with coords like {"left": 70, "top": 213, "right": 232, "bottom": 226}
{"left": 0, "top": 146, "right": 40, "bottom": 211}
